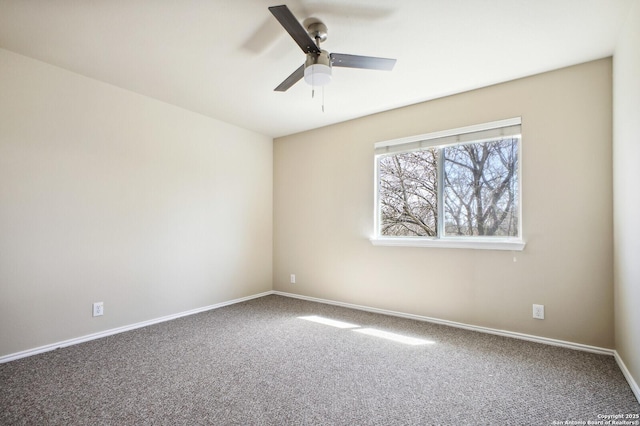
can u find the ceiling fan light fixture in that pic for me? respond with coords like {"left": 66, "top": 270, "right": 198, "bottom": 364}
{"left": 304, "top": 50, "right": 332, "bottom": 86}
{"left": 304, "top": 63, "right": 332, "bottom": 86}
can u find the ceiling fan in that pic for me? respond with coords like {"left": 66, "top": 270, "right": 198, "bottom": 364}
{"left": 268, "top": 4, "right": 397, "bottom": 92}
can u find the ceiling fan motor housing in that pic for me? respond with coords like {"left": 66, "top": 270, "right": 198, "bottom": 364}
{"left": 304, "top": 50, "right": 332, "bottom": 86}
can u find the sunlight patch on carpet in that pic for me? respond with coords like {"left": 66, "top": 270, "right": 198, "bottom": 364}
{"left": 298, "top": 315, "right": 360, "bottom": 329}
{"left": 353, "top": 328, "right": 434, "bottom": 345}
{"left": 298, "top": 315, "right": 433, "bottom": 345}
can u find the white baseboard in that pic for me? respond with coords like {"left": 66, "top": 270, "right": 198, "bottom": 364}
{"left": 0, "top": 291, "right": 274, "bottom": 364}
{"left": 275, "top": 292, "right": 640, "bottom": 403}
{"left": 614, "top": 351, "right": 640, "bottom": 404}
{"left": 273, "top": 291, "right": 615, "bottom": 356}
{"left": 275, "top": 291, "right": 640, "bottom": 403}
{"left": 4, "top": 289, "right": 638, "bottom": 405}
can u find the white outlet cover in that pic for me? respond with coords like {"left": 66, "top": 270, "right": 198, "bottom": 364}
{"left": 533, "top": 304, "right": 544, "bottom": 320}
{"left": 93, "top": 302, "right": 104, "bottom": 317}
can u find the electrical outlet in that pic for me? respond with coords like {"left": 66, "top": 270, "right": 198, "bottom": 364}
{"left": 93, "top": 302, "right": 104, "bottom": 317}
{"left": 533, "top": 304, "right": 544, "bottom": 320}
{"left": 290, "top": 274, "right": 296, "bottom": 284}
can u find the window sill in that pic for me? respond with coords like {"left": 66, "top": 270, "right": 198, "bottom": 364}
{"left": 369, "top": 237, "right": 526, "bottom": 251}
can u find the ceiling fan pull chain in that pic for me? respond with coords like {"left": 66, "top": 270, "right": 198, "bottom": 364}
{"left": 322, "top": 85, "right": 325, "bottom": 113}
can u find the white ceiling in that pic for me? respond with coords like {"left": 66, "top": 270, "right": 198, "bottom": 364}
{"left": 0, "top": 0, "right": 633, "bottom": 138}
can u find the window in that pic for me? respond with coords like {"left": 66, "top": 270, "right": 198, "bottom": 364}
{"left": 372, "top": 118, "right": 524, "bottom": 250}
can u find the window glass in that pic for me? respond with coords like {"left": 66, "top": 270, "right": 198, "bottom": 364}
{"left": 379, "top": 149, "right": 438, "bottom": 237}
{"left": 443, "top": 138, "right": 519, "bottom": 237}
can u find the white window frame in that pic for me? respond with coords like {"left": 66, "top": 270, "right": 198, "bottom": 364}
{"left": 371, "top": 118, "right": 525, "bottom": 251}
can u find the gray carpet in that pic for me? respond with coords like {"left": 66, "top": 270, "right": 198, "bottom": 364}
{"left": 1, "top": 295, "right": 638, "bottom": 425}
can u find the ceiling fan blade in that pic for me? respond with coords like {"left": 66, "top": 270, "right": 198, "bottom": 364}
{"left": 268, "top": 5, "right": 321, "bottom": 54}
{"left": 330, "top": 53, "right": 396, "bottom": 71}
{"left": 274, "top": 64, "right": 305, "bottom": 92}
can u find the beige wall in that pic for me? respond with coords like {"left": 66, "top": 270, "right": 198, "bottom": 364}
{"left": 613, "top": 1, "right": 640, "bottom": 395}
{"left": 274, "top": 59, "right": 613, "bottom": 348}
{"left": 0, "top": 49, "right": 273, "bottom": 357}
